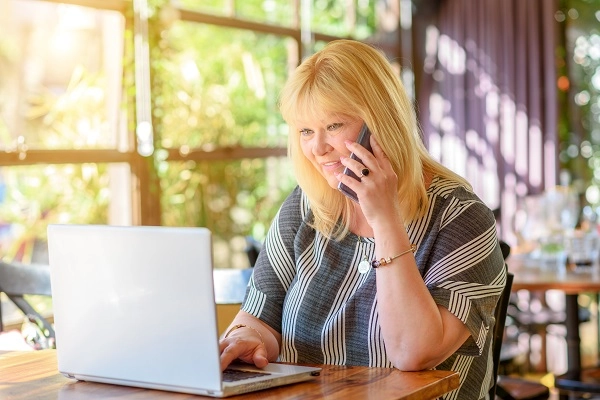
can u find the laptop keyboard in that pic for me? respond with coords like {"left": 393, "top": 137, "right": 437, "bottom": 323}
{"left": 222, "top": 368, "right": 272, "bottom": 382}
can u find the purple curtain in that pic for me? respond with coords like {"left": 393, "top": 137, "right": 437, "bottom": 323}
{"left": 413, "top": 0, "right": 560, "bottom": 243}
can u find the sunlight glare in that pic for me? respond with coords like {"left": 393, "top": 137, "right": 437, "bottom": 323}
{"left": 437, "top": 34, "right": 466, "bottom": 75}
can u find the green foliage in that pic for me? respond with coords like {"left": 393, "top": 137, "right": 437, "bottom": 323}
{"left": 558, "top": 0, "right": 600, "bottom": 206}
{"left": 0, "top": 163, "right": 109, "bottom": 263}
{"left": 27, "top": 67, "right": 111, "bottom": 148}
{"left": 152, "top": 21, "right": 289, "bottom": 148}
{"left": 147, "top": 13, "right": 297, "bottom": 256}
{"left": 311, "top": 0, "right": 376, "bottom": 38}
{"left": 0, "top": 66, "right": 111, "bottom": 263}
{"left": 159, "top": 158, "right": 295, "bottom": 239}
{"left": 176, "top": 0, "right": 294, "bottom": 26}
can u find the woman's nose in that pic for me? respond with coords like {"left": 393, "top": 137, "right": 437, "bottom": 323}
{"left": 312, "top": 132, "right": 331, "bottom": 156}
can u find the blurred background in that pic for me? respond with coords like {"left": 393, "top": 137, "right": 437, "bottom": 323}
{"left": 0, "top": 0, "right": 598, "bottom": 342}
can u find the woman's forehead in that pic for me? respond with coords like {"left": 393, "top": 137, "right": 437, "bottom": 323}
{"left": 294, "top": 111, "right": 353, "bottom": 126}
{"left": 293, "top": 89, "right": 349, "bottom": 117}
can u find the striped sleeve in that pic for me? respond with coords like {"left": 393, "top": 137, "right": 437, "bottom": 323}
{"left": 419, "top": 184, "right": 506, "bottom": 356}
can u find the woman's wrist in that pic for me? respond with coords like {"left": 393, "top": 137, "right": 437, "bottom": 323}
{"left": 372, "top": 224, "right": 411, "bottom": 248}
{"left": 224, "top": 323, "right": 265, "bottom": 346}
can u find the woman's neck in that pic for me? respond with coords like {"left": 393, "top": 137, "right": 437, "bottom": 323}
{"left": 349, "top": 202, "right": 373, "bottom": 238}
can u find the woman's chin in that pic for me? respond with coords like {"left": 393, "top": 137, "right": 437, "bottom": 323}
{"left": 326, "top": 179, "right": 341, "bottom": 191}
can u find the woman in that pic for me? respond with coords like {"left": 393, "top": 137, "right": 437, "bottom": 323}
{"left": 219, "top": 39, "right": 506, "bottom": 399}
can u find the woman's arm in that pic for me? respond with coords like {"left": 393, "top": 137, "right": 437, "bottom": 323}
{"left": 372, "top": 221, "right": 472, "bottom": 370}
{"left": 370, "top": 207, "right": 502, "bottom": 370}
{"left": 338, "top": 138, "right": 502, "bottom": 371}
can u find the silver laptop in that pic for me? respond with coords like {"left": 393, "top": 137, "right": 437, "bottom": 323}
{"left": 47, "top": 224, "right": 320, "bottom": 397}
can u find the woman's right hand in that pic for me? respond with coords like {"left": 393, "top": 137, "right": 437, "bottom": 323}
{"left": 219, "top": 325, "right": 270, "bottom": 370}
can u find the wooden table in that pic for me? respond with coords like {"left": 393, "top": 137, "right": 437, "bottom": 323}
{"left": 0, "top": 350, "right": 460, "bottom": 400}
{"left": 508, "top": 256, "right": 600, "bottom": 372}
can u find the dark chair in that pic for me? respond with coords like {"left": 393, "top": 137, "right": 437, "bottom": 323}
{"left": 554, "top": 368, "right": 600, "bottom": 399}
{"left": 490, "top": 268, "right": 515, "bottom": 398}
{"left": 507, "top": 289, "right": 590, "bottom": 374}
{"left": 0, "top": 261, "right": 55, "bottom": 343}
{"left": 493, "top": 241, "right": 550, "bottom": 400}
{"left": 554, "top": 361, "right": 600, "bottom": 398}
{"left": 245, "top": 236, "right": 263, "bottom": 267}
{"left": 496, "top": 376, "right": 551, "bottom": 400}
{"left": 503, "top": 235, "right": 591, "bottom": 374}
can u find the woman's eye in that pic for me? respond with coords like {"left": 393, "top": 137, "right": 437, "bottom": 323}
{"left": 299, "top": 129, "right": 313, "bottom": 137}
{"left": 327, "top": 123, "right": 343, "bottom": 131}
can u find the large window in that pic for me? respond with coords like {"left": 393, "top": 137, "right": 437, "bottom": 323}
{"left": 0, "top": 0, "right": 404, "bottom": 273}
{"left": 0, "top": 1, "right": 129, "bottom": 267}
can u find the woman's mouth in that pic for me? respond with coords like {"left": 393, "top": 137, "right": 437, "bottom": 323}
{"left": 321, "top": 160, "right": 342, "bottom": 172}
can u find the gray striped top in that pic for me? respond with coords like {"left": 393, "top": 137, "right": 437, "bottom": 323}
{"left": 241, "top": 176, "right": 506, "bottom": 400}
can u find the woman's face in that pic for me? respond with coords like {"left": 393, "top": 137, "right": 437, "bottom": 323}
{"left": 297, "top": 114, "right": 364, "bottom": 189}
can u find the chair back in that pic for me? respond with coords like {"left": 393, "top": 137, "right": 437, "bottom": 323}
{"left": 245, "top": 236, "right": 263, "bottom": 267}
{"left": 0, "top": 262, "right": 54, "bottom": 339}
{"left": 489, "top": 266, "right": 514, "bottom": 398}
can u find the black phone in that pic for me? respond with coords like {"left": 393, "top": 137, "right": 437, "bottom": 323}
{"left": 337, "top": 123, "right": 373, "bottom": 203}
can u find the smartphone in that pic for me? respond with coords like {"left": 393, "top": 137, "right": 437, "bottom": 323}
{"left": 337, "top": 123, "right": 373, "bottom": 203}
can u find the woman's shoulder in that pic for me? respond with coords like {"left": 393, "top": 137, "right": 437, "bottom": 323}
{"left": 428, "top": 176, "right": 489, "bottom": 205}
{"left": 428, "top": 175, "right": 472, "bottom": 198}
{"left": 278, "top": 185, "right": 312, "bottom": 222}
{"left": 427, "top": 176, "right": 495, "bottom": 221}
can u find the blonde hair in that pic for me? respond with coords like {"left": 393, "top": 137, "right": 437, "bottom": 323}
{"left": 279, "top": 40, "right": 470, "bottom": 240}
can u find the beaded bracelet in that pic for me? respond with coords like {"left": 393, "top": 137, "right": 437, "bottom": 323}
{"left": 224, "top": 323, "right": 265, "bottom": 346}
{"left": 371, "top": 244, "right": 417, "bottom": 268}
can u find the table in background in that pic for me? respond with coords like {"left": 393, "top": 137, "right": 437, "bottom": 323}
{"left": 508, "top": 256, "right": 600, "bottom": 372}
{"left": 0, "top": 350, "right": 459, "bottom": 400}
